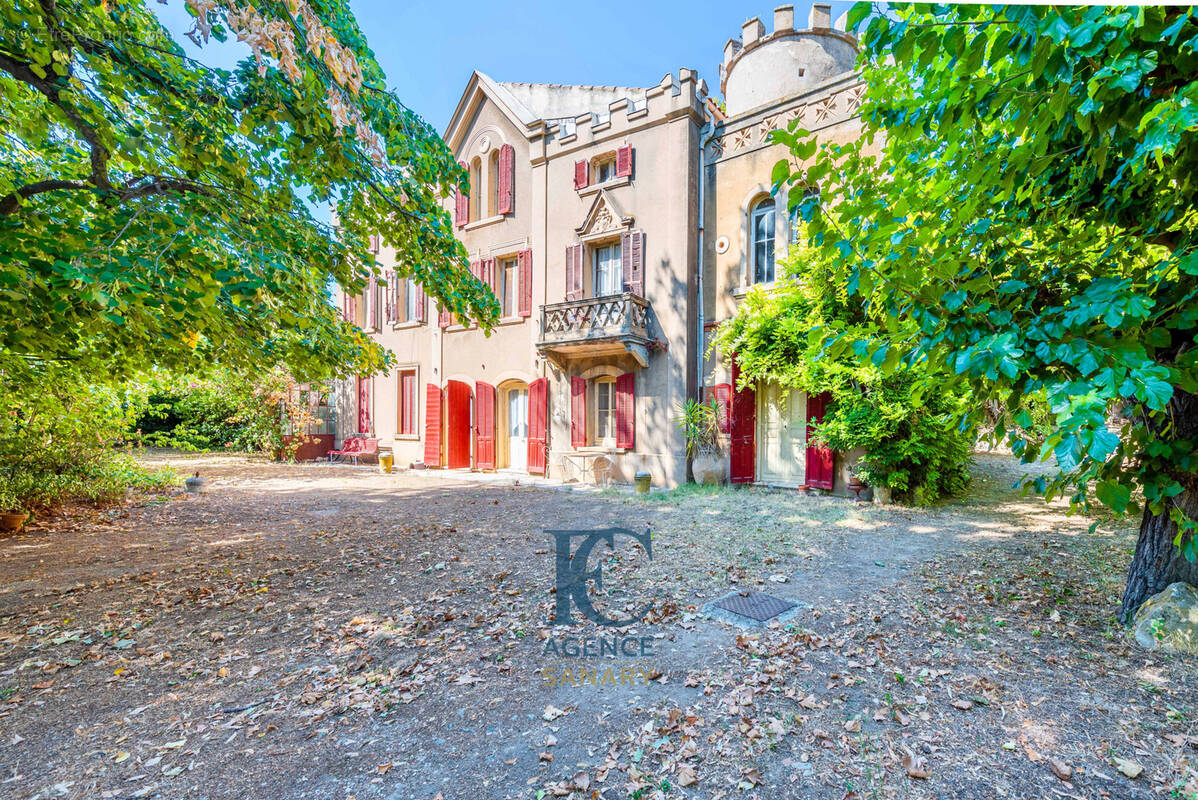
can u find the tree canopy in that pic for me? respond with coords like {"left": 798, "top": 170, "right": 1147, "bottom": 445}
{"left": 757, "top": 4, "right": 1198, "bottom": 618}
{"left": 0, "top": 0, "right": 496, "bottom": 385}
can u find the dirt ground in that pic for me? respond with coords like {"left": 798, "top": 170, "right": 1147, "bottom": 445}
{"left": 0, "top": 452, "right": 1194, "bottom": 800}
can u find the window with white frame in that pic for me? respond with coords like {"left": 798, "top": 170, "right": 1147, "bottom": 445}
{"left": 595, "top": 156, "right": 618, "bottom": 184}
{"left": 397, "top": 369, "right": 417, "bottom": 436}
{"left": 500, "top": 257, "right": 519, "bottom": 317}
{"left": 751, "top": 197, "right": 776, "bottom": 284}
{"left": 593, "top": 378, "right": 616, "bottom": 444}
{"left": 404, "top": 278, "right": 419, "bottom": 322}
{"left": 592, "top": 242, "right": 622, "bottom": 297}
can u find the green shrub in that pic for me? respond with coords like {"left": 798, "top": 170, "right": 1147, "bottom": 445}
{"left": 716, "top": 248, "right": 974, "bottom": 505}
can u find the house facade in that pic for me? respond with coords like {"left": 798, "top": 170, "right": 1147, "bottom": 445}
{"left": 339, "top": 4, "right": 871, "bottom": 492}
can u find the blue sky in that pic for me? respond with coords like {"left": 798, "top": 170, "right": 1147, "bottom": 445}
{"left": 154, "top": 1, "right": 853, "bottom": 132}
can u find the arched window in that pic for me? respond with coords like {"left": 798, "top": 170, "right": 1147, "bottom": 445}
{"left": 488, "top": 149, "right": 500, "bottom": 217}
{"left": 469, "top": 157, "right": 482, "bottom": 221}
{"left": 751, "top": 197, "right": 775, "bottom": 284}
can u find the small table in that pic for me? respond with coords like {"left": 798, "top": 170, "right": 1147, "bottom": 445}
{"left": 560, "top": 451, "right": 612, "bottom": 487}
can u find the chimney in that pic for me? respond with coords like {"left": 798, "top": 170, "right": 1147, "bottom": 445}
{"left": 774, "top": 5, "right": 794, "bottom": 33}
{"left": 742, "top": 17, "right": 765, "bottom": 46}
{"left": 722, "top": 37, "right": 741, "bottom": 65}
{"left": 809, "top": 3, "right": 832, "bottom": 29}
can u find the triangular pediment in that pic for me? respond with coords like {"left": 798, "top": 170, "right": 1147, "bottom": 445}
{"left": 575, "top": 190, "right": 633, "bottom": 240}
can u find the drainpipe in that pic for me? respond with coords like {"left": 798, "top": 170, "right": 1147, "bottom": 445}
{"left": 696, "top": 108, "right": 717, "bottom": 401}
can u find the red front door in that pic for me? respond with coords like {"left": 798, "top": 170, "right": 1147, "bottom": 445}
{"left": 805, "top": 391, "right": 835, "bottom": 489}
{"left": 357, "top": 376, "right": 372, "bottom": 434}
{"left": 475, "top": 381, "right": 495, "bottom": 470}
{"left": 527, "top": 378, "right": 548, "bottom": 475}
{"left": 729, "top": 360, "right": 756, "bottom": 484}
{"left": 445, "top": 380, "right": 472, "bottom": 469}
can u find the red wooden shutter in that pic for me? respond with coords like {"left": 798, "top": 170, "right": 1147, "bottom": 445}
{"left": 416, "top": 284, "right": 426, "bottom": 323}
{"left": 438, "top": 304, "right": 451, "bottom": 328}
{"left": 621, "top": 230, "right": 644, "bottom": 295}
{"left": 729, "top": 359, "right": 756, "bottom": 484}
{"left": 369, "top": 234, "right": 380, "bottom": 254}
{"left": 573, "top": 159, "right": 589, "bottom": 190}
{"left": 424, "top": 384, "right": 441, "bottom": 466}
{"left": 570, "top": 376, "right": 586, "bottom": 447}
{"left": 565, "top": 244, "right": 583, "bottom": 301}
{"left": 482, "top": 259, "right": 496, "bottom": 301}
{"left": 615, "top": 372, "right": 635, "bottom": 449}
{"left": 517, "top": 249, "right": 532, "bottom": 317}
{"left": 805, "top": 391, "right": 835, "bottom": 489}
{"left": 497, "top": 143, "right": 515, "bottom": 215}
{"left": 367, "top": 275, "right": 379, "bottom": 330}
{"left": 713, "top": 383, "right": 732, "bottom": 434}
{"left": 399, "top": 371, "right": 416, "bottom": 435}
{"left": 528, "top": 377, "right": 548, "bottom": 475}
{"left": 475, "top": 381, "right": 495, "bottom": 470}
{"left": 454, "top": 160, "right": 469, "bottom": 226}
{"left": 357, "top": 376, "right": 372, "bottom": 434}
{"left": 616, "top": 145, "right": 632, "bottom": 178}
{"left": 445, "top": 381, "right": 471, "bottom": 469}
{"left": 383, "top": 271, "right": 395, "bottom": 324}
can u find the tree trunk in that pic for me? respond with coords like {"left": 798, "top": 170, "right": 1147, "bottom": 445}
{"left": 1118, "top": 388, "right": 1198, "bottom": 624}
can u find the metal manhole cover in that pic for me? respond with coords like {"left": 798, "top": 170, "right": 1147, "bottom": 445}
{"left": 712, "top": 591, "right": 796, "bottom": 622}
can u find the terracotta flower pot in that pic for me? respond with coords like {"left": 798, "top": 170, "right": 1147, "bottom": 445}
{"left": 1, "top": 512, "right": 30, "bottom": 534}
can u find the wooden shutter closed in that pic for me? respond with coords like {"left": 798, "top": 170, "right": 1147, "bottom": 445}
{"left": 729, "top": 359, "right": 756, "bottom": 484}
{"left": 438, "top": 305, "right": 451, "bottom": 328}
{"left": 482, "top": 259, "right": 496, "bottom": 302}
{"left": 416, "top": 284, "right": 426, "bottom": 323}
{"left": 454, "top": 160, "right": 469, "bottom": 226}
{"left": 528, "top": 378, "right": 548, "bottom": 475}
{"left": 497, "top": 144, "right": 515, "bottom": 215}
{"left": 475, "top": 381, "right": 495, "bottom": 470}
{"left": 423, "top": 384, "right": 441, "bottom": 466}
{"left": 566, "top": 244, "right": 583, "bottom": 301}
{"left": 357, "top": 376, "right": 372, "bottom": 434}
{"left": 805, "top": 391, "right": 835, "bottom": 489}
{"left": 342, "top": 292, "right": 351, "bottom": 322}
{"left": 616, "top": 145, "right": 632, "bottom": 178}
{"left": 621, "top": 230, "right": 644, "bottom": 295}
{"left": 383, "top": 271, "right": 396, "bottom": 325}
{"left": 713, "top": 383, "right": 732, "bottom": 434}
{"left": 570, "top": 376, "right": 586, "bottom": 447}
{"left": 368, "top": 234, "right": 380, "bottom": 254}
{"left": 366, "top": 275, "right": 378, "bottom": 330}
{"left": 573, "top": 159, "right": 589, "bottom": 190}
{"left": 518, "top": 249, "right": 532, "bottom": 317}
{"left": 615, "top": 372, "right": 635, "bottom": 449}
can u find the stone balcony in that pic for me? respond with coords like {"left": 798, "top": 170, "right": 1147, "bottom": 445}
{"left": 536, "top": 293, "right": 657, "bottom": 367}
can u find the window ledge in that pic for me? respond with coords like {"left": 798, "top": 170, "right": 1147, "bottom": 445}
{"left": 394, "top": 434, "right": 420, "bottom": 442}
{"left": 732, "top": 282, "right": 778, "bottom": 298}
{"left": 572, "top": 445, "right": 629, "bottom": 455}
{"left": 464, "top": 214, "right": 507, "bottom": 231}
{"left": 391, "top": 320, "right": 423, "bottom": 330}
{"left": 495, "top": 315, "right": 525, "bottom": 326}
{"left": 578, "top": 176, "right": 629, "bottom": 197}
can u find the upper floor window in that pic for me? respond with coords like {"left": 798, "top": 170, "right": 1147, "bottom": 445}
{"left": 751, "top": 197, "right": 776, "bottom": 284}
{"left": 404, "top": 277, "right": 419, "bottom": 321}
{"left": 593, "top": 242, "right": 622, "bottom": 297}
{"left": 469, "top": 157, "right": 483, "bottom": 221}
{"left": 499, "top": 257, "right": 519, "bottom": 317}
{"left": 595, "top": 156, "right": 618, "bottom": 184}
{"left": 489, "top": 149, "right": 501, "bottom": 216}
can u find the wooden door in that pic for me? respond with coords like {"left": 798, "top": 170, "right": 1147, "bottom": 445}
{"left": 527, "top": 378, "right": 547, "bottom": 475}
{"left": 729, "top": 360, "right": 756, "bottom": 484}
{"left": 805, "top": 391, "right": 835, "bottom": 489}
{"left": 423, "top": 384, "right": 441, "bottom": 466}
{"left": 445, "top": 380, "right": 472, "bottom": 469}
{"left": 757, "top": 383, "right": 807, "bottom": 487}
{"left": 475, "top": 381, "right": 495, "bottom": 470}
{"left": 507, "top": 387, "right": 528, "bottom": 471}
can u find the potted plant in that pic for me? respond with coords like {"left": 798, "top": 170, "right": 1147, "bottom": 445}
{"left": 0, "top": 487, "right": 29, "bottom": 534}
{"left": 854, "top": 462, "right": 894, "bottom": 505}
{"left": 674, "top": 398, "right": 725, "bottom": 486}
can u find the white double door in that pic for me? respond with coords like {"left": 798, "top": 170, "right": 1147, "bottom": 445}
{"left": 507, "top": 387, "right": 528, "bottom": 472}
{"left": 757, "top": 382, "right": 808, "bottom": 487}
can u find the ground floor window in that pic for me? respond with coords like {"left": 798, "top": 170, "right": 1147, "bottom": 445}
{"left": 593, "top": 378, "right": 615, "bottom": 445}
{"left": 398, "top": 369, "right": 417, "bottom": 435}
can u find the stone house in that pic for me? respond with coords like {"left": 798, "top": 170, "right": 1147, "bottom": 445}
{"left": 338, "top": 4, "right": 870, "bottom": 491}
